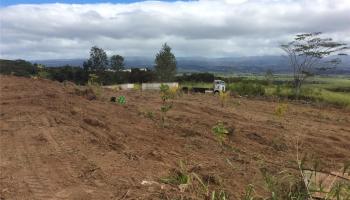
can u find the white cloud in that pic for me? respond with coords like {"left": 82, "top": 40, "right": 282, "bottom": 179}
{"left": 0, "top": 0, "right": 349, "bottom": 59}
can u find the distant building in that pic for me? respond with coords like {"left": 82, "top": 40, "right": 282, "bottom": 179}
{"left": 106, "top": 67, "right": 150, "bottom": 73}
{"left": 122, "top": 67, "right": 150, "bottom": 72}
{"left": 121, "top": 69, "right": 132, "bottom": 72}
{"left": 106, "top": 69, "right": 116, "bottom": 72}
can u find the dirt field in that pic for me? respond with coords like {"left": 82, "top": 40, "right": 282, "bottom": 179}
{"left": 1, "top": 75, "right": 349, "bottom": 199}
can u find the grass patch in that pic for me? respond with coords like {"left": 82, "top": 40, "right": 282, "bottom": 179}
{"left": 179, "top": 75, "right": 350, "bottom": 108}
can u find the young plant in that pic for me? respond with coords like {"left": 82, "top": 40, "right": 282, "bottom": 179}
{"left": 274, "top": 103, "right": 288, "bottom": 118}
{"left": 88, "top": 73, "right": 99, "bottom": 86}
{"left": 133, "top": 83, "right": 141, "bottom": 91}
{"left": 117, "top": 95, "right": 126, "bottom": 105}
{"left": 87, "top": 73, "right": 102, "bottom": 98}
{"left": 159, "top": 84, "right": 175, "bottom": 127}
{"left": 219, "top": 91, "right": 229, "bottom": 107}
{"left": 212, "top": 121, "right": 229, "bottom": 144}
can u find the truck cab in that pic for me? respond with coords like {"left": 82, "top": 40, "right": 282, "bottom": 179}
{"left": 213, "top": 80, "right": 225, "bottom": 94}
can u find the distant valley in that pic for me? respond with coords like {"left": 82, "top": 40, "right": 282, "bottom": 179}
{"left": 31, "top": 56, "right": 350, "bottom": 75}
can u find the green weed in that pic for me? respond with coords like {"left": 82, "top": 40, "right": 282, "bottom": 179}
{"left": 242, "top": 184, "right": 255, "bottom": 200}
{"left": 212, "top": 121, "right": 229, "bottom": 144}
{"left": 161, "top": 161, "right": 229, "bottom": 199}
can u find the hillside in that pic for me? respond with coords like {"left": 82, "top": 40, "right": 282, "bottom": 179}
{"left": 31, "top": 56, "right": 350, "bottom": 74}
{"left": 0, "top": 76, "right": 349, "bottom": 199}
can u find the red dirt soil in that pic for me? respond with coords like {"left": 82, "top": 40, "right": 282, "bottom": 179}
{"left": 0, "top": 75, "right": 349, "bottom": 199}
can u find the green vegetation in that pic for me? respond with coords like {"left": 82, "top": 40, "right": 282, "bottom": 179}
{"left": 83, "top": 46, "right": 109, "bottom": 72}
{"left": 281, "top": 32, "right": 348, "bottom": 98}
{"left": 117, "top": 96, "right": 126, "bottom": 105}
{"left": 212, "top": 121, "right": 229, "bottom": 144}
{"left": 161, "top": 167, "right": 190, "bottom": 186}
{"left": 181, "top": 75, "right": 350, "bottom": 109}
{"left": 242, "top": 167, "right": 350, "bottom": 200}
{"left": 229, "top": 82, "right": 265, "bottom": 96}
{"left": 155, "top": 43, "right": 177, "bottom": 82}
{"left": 0, "top": 59, "right": 37, "bottom": 77}
{"left": 242, "top": 148, "right": 350, "bottom": 200}
{"left": 1, "top": 57, "right": 349, "bottom": 108}
{"left": 110, "top": 54, "right": 125, "bottom": 71}
{"left": 263, "top": 76, "right": 350, "bottom": 108}
{"left": 159, "top": 84, "right": 175, "bottom": 127}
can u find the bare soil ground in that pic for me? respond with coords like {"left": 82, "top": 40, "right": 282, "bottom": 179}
{"left": 1, "top": 75, "right": 349, "bottom": 199}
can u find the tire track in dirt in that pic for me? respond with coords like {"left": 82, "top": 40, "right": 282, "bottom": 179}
{"left": 13, "top": 117, "right": 90, "bottom": 199}
{"left": 38, "top": 114, "right": 112, "bottom": 198}
{"left": 15, "top": 134, "right": 54, "bottom": 200}
{"left": 40, "top": 126, "right": 81, "bottom": 179}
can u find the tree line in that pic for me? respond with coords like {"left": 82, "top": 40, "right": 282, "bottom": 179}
{"left": 0, "top": 43, "right": 179, "bottom": 85}
{"left": 0, "top": 32, "right": 348, "bottom": 98}
{"left": 83, "top": 43, "right": 177, "bottom": 82}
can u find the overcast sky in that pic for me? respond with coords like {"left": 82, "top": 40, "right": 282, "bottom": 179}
{"left": 0, "top": 0, "right": 349, "bottom": 60}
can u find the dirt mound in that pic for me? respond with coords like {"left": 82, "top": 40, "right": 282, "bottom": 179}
{"left": 1, "top": 75, "right": 349, "bottom": 199}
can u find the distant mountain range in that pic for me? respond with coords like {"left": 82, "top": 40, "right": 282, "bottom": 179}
{"left": 31, "top": 56, "right": 350, "bottom": 74}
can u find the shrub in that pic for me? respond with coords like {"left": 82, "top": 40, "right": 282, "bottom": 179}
{"left": 274, "top": 85, "right": 283, "bottom": 97}
{"left": 37, "top": 70, "right": 50, "bottom": 79}
{"left": 0, "top": 59, "right": 38, "bottom": 77}
{"left": 229, "top": 82, "right": 265, "bottom": 96}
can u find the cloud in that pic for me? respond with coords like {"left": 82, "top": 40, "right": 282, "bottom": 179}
{"left": 0, "top": 0, "right": 349, "bottom": 59}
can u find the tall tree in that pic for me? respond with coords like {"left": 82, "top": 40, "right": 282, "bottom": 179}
{"left": 154, "top": 43, "right": 177, "bottom": 82}
{"left": 281, "top": 32, "right": 348, "bottom": 98}
{"left": 110, "top": 55, "right": 125, "bottom": 71}
{"left": 83, "top": 46, "right": 108, "bottom": 72}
